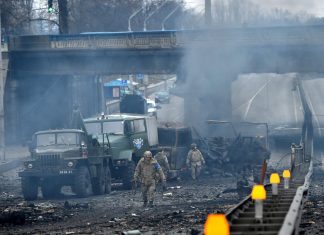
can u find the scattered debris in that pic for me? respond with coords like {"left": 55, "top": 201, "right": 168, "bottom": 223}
{"left": 122, "top": 230, "right": 141, "bottom": 235}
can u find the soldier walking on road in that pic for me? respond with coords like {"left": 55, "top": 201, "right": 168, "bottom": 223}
{"left": 134, "top": 151, "right": 166, "bottom": 207}
{"left": 186, "top": 143, "right": 205, "bottom": 180}
{"left": 154, "top": 148, "right": 170, "bottom": 179}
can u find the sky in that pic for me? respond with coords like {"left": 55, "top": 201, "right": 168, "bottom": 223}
{"left": 186, "top": 0, "right": 324, "bottom": 17}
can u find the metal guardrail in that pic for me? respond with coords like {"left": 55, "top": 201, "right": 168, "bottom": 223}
{"left": 279, "top": 161, "right": 313, "bottom": 235}
{"left": 9, "top": 25, "right": 324, "bottom": 51}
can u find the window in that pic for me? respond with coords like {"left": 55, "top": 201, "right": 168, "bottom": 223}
{"left": 103, "top": 121, "right": 124, "bottom": 134}
{"left": 57, "top": 133, "right": 78, "bottom": 145}
{"left": 36, "top": 133, "right": 56, "bottom": 146}
{"left": 85, "top": 122, "right": 102, "bottom": 135}
{"left": 133, "top": 119, "right": 146, "bottom": 133}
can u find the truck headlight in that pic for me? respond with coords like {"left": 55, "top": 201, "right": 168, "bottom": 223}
{"left": 27, "top": 163, "right": 33, "bottom": 169}
{"left": 67, "top": 161, "right": 74, "bottom": 167}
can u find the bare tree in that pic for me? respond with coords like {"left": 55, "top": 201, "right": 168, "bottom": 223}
{"left": 0, "top": 0, "right": 34, "bottom": 35}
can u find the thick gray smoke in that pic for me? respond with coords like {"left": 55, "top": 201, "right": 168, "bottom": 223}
{"left": 180, "top": 38, "right": 248, "bottom": 136}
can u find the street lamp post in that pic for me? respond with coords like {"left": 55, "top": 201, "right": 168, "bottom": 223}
{"left": 144, "top": 1, "right": 169, "bottom": 31}
{"left": 162, "top": 5, "right": 180, "bottom": 31}
{"left": 128, "top": 6, "right": 144, "bottom": 32}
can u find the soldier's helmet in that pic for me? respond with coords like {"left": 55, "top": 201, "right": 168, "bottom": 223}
{"left": 191, "top": 143, "right": 197, "bottom": 149}
{"left": 144, "top": 151, "right": 152, "bottom": 158}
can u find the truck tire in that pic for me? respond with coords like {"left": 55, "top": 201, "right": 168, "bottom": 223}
{"left": 104, "top": 166, "right": 112, "bottom": 194}
{"left": 41, "top": 178, "right": 61, "bottom": 199}
{"left": 74, "top": 166, "right": 92, "bottom": 197}
{"left": 122, "top": 161, "right": 135, "bottom": 190}
{"left": 21, "top": 177, "right": 38, "bottom": 200}
{"left": 92, "top": 166, "right": 105, "bottom": 195}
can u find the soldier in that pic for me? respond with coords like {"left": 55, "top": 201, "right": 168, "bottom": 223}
{"left": 186, "top": 143, "right": 205, "bottom": 180}
{"left": 154, "top": 148, "right": 170, "bottom": 179}
{"left": 134, "top": 151, "right": 166, "bottom": 207}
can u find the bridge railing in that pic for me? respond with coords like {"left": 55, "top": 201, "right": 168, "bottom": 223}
{"left": 8, "top": 26, "right": 324, "bottom": 51}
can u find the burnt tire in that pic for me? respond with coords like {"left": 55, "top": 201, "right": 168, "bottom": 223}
{"left": 41, "top": 178, "right": 61, "bottom": 199}
{"left": 74, "top": 166, "right": 92, "bottom": 197}
{"left": 122, "top": 161, "right": 135, "bottom": 190}
{"left": 104, "top": 166, "right": 112, "bottom": 194}
{"left": 21, "top": 177, "right": 39, "bottom": 200}
{"left": 92, "top": 166, "right": 105, "bottom": 195}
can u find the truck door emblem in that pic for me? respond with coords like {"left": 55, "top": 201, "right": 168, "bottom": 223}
{"left": 133, "top": 138, "right": 143, "bottom": 150}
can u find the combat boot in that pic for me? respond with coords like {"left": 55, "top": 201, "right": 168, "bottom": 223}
{"left": 143, "top": 201, "right": 147, "bottom": 207}
{"left": 148, "top": 201, "right": 154, "bottom": 208}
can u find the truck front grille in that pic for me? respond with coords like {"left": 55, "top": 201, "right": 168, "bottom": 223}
{"left": 37, "top": 154, "right": 60, "bottom": 166}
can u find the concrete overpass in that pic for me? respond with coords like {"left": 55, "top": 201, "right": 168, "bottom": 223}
{"left": 6, "top": 25, "right": 324, "bottom": 144}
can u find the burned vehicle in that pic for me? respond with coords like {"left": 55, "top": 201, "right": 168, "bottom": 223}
{"left": 19, "top": 129, "right": 112, "bottom": 200}
{"left": 83, "top": 114, "right": 158, "bottom": 189}
{"left": 152, "top": 123, "right": 192, "bottom": 179}
{"left": 196, "top": 121, "right": 270, "bottom": 173}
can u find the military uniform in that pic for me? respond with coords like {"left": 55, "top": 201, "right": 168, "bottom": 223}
{"left": 134, "top": 152, "right": 166, "bottom": 207}
{"left": 186, "top": 146, "right": 205, "bottom": 180}
{"left": 154, "top": 151, "right": 170, "bottom": 178}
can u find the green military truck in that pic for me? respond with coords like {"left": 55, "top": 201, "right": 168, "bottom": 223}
{"left": 19, "top": 129, "right": 112, "bottom": 200}
{"left": 83, "top": 113, "right": 159, "bottom": 189}
{"left": 83, "top": 114, "right": 192, "bottom": 186}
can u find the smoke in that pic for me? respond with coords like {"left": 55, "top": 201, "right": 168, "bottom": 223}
{"left": 180, "top": 35, "right": 248, "bottom": 136}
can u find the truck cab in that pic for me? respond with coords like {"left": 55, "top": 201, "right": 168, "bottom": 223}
{"left": 83, "top": 113, "right": 158, "bottom": 189}
{"left": 19, "top": 129, "right": 112, "bottom": 200}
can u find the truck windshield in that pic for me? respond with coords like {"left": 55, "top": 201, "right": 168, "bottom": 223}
{"left": 85, "top": 122, "right": 101, "bottom": 135}
{"left": 36, "top": 133, "right": 56, "bottom": 146}
{"left": 103, "top": 121, "right": 124, "bottom": 134}
{"left": 36, "top": 133, "right": 78, "bottom": 146}
{"left": 57, "top": 133, "right": 78, "bottom": 145}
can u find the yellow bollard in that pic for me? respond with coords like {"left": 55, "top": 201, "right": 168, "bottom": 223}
{"left": 270, "top": 173, "right": 280, "bottom": 196}
{"left": 204, "top": 214, "right": 229, "bottom": 235}
{"left": 251, "top": 185, "right": 266, "bottom": 220}
{"left": 283, "top": 170, "right": 291, "bottom": 189}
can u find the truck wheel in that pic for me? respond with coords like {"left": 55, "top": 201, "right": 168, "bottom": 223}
{"left": 41, "top": 178, "right": 61, "bottom": 199}
{"left": 74, "top": 166, "right": 92, "bottom": 197}
{"left": 104, "top": 166, "right": 112, "bottom": 194}
{"left": 21, "top": 177, "right": 39, "bottom": 200}
{"left": 122, "top": 161, "right": 135, "bottom": 190}
{"left": 92, "top": 166, "right": 105, "bottom": 195}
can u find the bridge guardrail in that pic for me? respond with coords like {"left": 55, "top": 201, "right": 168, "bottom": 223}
{"left": 8, "top": 26, "right": 324, "bottom": 51}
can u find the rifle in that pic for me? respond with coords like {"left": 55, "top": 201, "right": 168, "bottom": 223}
{"left": 132, "top": 180, "right": 138, "bottom": 195}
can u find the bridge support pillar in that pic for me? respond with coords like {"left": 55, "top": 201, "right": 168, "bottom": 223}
{"left": 5, "top": 79, "right": 19, "bottom": 145}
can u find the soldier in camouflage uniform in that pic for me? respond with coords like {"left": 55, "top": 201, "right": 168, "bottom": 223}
{"left": 154, "top": 148, "right": 170, "bottom": 179}
{"left": 186, "top": 143, "right": 205, "bottom": 180}
{"left": 134, "top": 151, "right": 166, "bottom": 207}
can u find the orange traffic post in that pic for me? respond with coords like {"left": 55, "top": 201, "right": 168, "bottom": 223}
{"left": 251, "top": 185, "right": 266, "bottom": 220}
{"left": 270, "top": 173, "right": 280, "bottom": 196}
{"left": 283, "top": 170, "right": 291, "bottom": 189}
{"left": 204, "top": 214, "right": 230, "bottom": 235}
